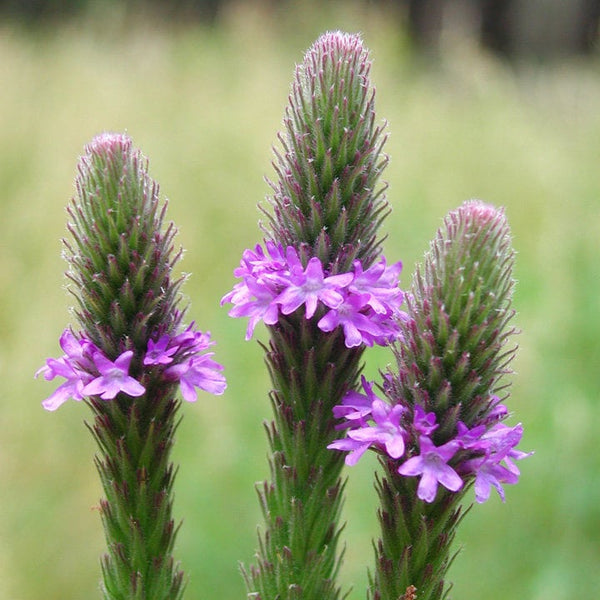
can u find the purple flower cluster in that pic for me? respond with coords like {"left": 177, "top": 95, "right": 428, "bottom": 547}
{"left": 221, "top": 242, "right": 406, "bottom": 348}
{"left": 328, "top": 377, "right": 531, "bottom": 503}
{"left": 37, "top": 326, "right": 226, "bottom": 411}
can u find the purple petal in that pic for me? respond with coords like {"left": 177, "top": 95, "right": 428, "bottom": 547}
{"left": 436, "top": 462, "right": 464, "bottom": 493}
{"left": 416, "top": 470, "right": 439, "bottom": 503}
{"left": 385, "top": 435, "right": 406, "bottom": 460}
{"left": 179, "top": 377, "right": 198, "bottom": 403}
{"left": 118, "top": 377, "right": 146, "bottom": 398}
{"left": 41, "top": 380, "right": 84, "bottom": 411}
{"left": 113, "top": 351, "right": 134, "bottom": 372}
{"left": 397, "top": 455, "right": 424, "bottom": 477}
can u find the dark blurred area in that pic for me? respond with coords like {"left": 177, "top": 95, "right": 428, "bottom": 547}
{"left": 404, "top": 0, "right": 600, "bottom": 57}
{"left": 1, "top": 0, "right": 599, "bottom": 58}
{"left": 0, "top": 0, "right": 222, "bottom": 24}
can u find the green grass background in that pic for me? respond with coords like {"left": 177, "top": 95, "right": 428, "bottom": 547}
{"left": 1, "top": 1, "right": 599, "bottom": 598}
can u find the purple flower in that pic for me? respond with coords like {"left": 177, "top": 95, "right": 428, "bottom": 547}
{"left": 144, "top": 335, "right": 178, "bottom": 365}
{"left": 171, "top": 323, "right": 215, "bottom": 356}
{"left": 149, "top": 325, "right": 227, "bottom": 401}
{"left": 40, "top": 323, "right": 226, "bottom": 410}
{"left": 223, "top": 242, "right": 405, "bottom": 348}
{"left": 234, "top": 241, "right": 287, "bottom": 280}
{"left": 276, "top": 253, "right": 353, "bottom": 319}
{"left": 482, "top": 398, "right": 509, "bottom": 425}
{"left": 349, "top": 258, "right": 404, "bottom": 315}
{"left": 165, "top": 353, "right": 226, "bottom": 401}
{"left": 397, "top": 435, "right": 463, "bottom": 503}
{"left": 36, "top": 329, "right": 97, "bottom": 411}
{"left": 478, "top": 423, "right": 532, "bottom": 477}
{"left": 318, "top": 294, "right": 389, "bottom": 347}
{"left": 332, "top": 375, "right": 379, "bottom": 426}
{"left": 329, "top": 377, "right": 407, "bottom": 465}
{"left": 82, "top": 350, "right": 145, "bottom": 400}
{"left": 327, "top": 436, "right": 372, "bottom": 466}
{"left": 463, "top": 454, "right": 519, "bottom": 503}
{"left": 346, "top": 399, "right": 407, "bottom": 459}
{"left": 37, "top": 357, "right": 90, "bottom": 411}
{"left": 412, "top": 405, "right": 438, "bottom": 435}
{"left": 457, "top": 422, "right": 532, "bottom": 502}
{"left": 222, "top": 278, "right": 280, "bottom": 340}
{"left": 455, "top": 421, "right": 487, "bottom": 449}
{"left": 56, "top": 328, "right": 96, "bottom": 368}
{"left": 479, "top": 422, "right": 523, "bottom": 455}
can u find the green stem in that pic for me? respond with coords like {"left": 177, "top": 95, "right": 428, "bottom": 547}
{"left": 244, "top": 313, "right": 363, "bottom": 600}
{"left": 369, "top": 459, "right": 468, "bottom": 600}
{"left": 88, "top": 382, "right": 185, "bottom": 600}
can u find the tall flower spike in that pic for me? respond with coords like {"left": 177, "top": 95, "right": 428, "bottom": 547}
{"left": 233, "top": 32, "right": 400, "bottom": 600}
{"left": 38, "top": 133, "right": 225, "bottom": 600}
{"left": 365, "top": 201, "right": 527, "bottom": 600}
{"left": 266, "top": 30, "right": 389, "bottom": 272}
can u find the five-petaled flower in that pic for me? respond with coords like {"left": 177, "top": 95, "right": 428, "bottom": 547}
{"left": 144, "top": 335, "right": 178, "bottom": 365}
{"left": 397, "top": 436, "right": 463, "bottom": 503}
{"left": 82, "top": 350, "right": 145, "bottom": 400}
{"left": 164, "top": 353, "right": 227, "bottom": 402}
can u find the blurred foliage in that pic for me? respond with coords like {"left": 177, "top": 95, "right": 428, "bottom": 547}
{"left": 0, "top": 1, "right": 599, "bottom": 599}
{"left": 0, "top": 0, "right": 221, "bottom": 24}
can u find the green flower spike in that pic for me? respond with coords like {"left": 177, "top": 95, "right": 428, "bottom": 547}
{"left": 369, "top": 200, "right": 524, "bottom": 600}
{"left": 238, "top": 31, "right": 393, "bottom": 600}
{"left": 38, "top": 133, "right": 226, "bottom": 600}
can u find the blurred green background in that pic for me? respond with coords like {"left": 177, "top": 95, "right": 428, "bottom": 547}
{"left": 1, "top": 1, "right": 599, "bottom": 598}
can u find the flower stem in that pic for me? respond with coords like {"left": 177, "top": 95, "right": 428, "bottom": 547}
{"left": 88, "top": 386, "right": 185, "bottom": 600}
{"left": 245, "top": 315, "right": 362, "bottom": 599}
{"left": 369, "top": 459, "right": 467, "bottom": 600}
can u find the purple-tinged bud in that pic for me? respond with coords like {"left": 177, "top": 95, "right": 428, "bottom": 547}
{"left": 395, "top": 200, "right": 519, "bottom": 436}
{"left": 66, "top": 133, "right": 183, "bottom": 361}
{"left": 266, "top": 31, "right": 389, "bottom": 272}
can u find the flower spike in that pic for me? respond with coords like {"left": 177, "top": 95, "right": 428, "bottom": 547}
{"left": 37, "top": 133, "right": 226, "bottom": 600}
{"left": 223, "top": 32, "right": 403, "bottom": 600}
{"left": 329, "top": 200, "right": 531, "bottom": 599}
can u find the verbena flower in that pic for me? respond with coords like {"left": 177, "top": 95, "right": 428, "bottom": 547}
{"left": 397, "top": 435, "right": 463, "bottom": 503}
{"left": 332, "top": 375, "right": 379, "bottom": 426}
{"left": 81, "top": 350, "right": 144, "bottom": 400}
{"left": 222, "top": 241, "right": 406, "bottom": 347}
{"left": 37, "top": 132, "right": 225, "bottom": 600}
{"left": 276, "top": 255, "right": 353, "bottom": 318}
{"left": 39, "top": 324, "right": 225, "bottom": 409}
{"left": 346, "top": 400, "right": 406, "bottom": 458}
{"left": 330, "top": 384, "right": 529, "bottom": 504}
{"left": 36, "top": 329, "right": 95, "bottom": 410}
{"left": 328, "top": 200, "right": 531, "bottom": 600}
{"left": 164, "top": 352, "right": 227, "bottom": 401}
{"left": 330, "top": 201, "right": 531, "bottom": 507}
{"left": 144, "top": 335, "right": 177, "bottom": 365}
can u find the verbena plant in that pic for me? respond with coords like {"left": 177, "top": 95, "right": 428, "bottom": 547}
{"left": 39, "top": 32, "right": 530, "bottom": 600}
